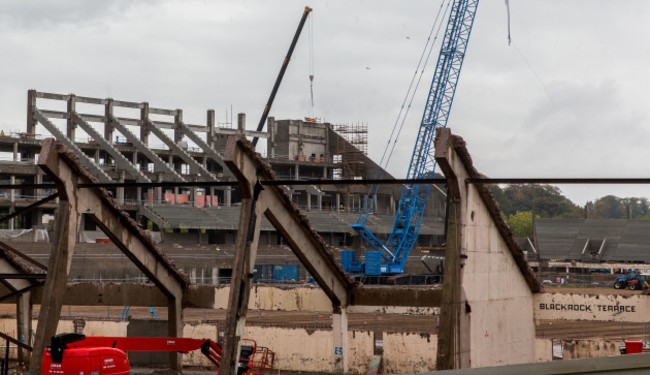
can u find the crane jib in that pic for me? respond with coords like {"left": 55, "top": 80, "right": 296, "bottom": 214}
{"left": 348, "top": 0, "right": 479, "bottom": 276}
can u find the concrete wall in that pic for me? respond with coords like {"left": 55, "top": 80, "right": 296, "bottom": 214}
{"left": 0, "top": 316, "right": 436, "bottom": 373}
{"left": 535, "top": 292, "right": 647, "bottom": 322}
{"left": 384, "top": 332, "right": 437, "bottom": 373}
{"left": 458, "top": 178, "right": 536, "bottom": 367}
{"left": 211, "top": 285, "right": 436, "bottom": 314}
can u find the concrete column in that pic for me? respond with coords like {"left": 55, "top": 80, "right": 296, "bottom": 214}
{"left": 332, "top": 308, "right": 349, "bottom": 374}
{"left": 318, "top": 194, "right": 322, "bottom": 211}
{"left": 29, "top": 200, "right": 76, "bottom": 375}
{"left": 167, "top": 297, "right": 183, "bottom": 372}
{"left": 140, "top": 103, "right": 150, "bottom": 146}
{"left": 13, "top": 142, "right": 18, "bottom": 162}
{"left": 67, "top": 95, "right": 77, "bottom": 141}
{"left": 237, "top": 113, "right": 246, "bottom": 132}
{"left": 174, "top": 187, "right": 179, "bottom": 205}
{"left": 191, "top": 187, "right": 198, "bottom": 208}
{"left": 207, "top": 110, "right": 216, "bottom": 149}
{"left": 105, "top": 99, "right": 114, "bottom": 142}
{"left": 117, "top": 171, "right": 125, "bottom": 204}
{"left": 221, "top": 197, "right": 264, "bottom": 375}
{"left": 323, "top": 166, "right": 327, "bottom": 178}
{"left": 336, "top": 193, "right": 341, "bottom": 213}
{"left": 225, "top": 188, "right": 231, "bottom": 207}
{"left": 306, "top": 192, "right": 311, "bottom": 212}
{"left": 156, "top": 173, "right": 163, "bottom": 203}
{"left": 35, "top": 174, "right": 42, "bottom": 200}
{"left": 94, "top": 149, "right": 100, "bottom": 164}
{"left": 137, "top": 187, "right": 142, "bottom": 204}
{"left": 17, "top": 291, "right": 32, "bottom": 366}
{"left": 294, "top": 164, "right": 299, "bottom": 180}
{"left": 27, "top": 90, "right": 37, "bottom": 135}
{"left": 9, "top": 175, "right": 15, "bottom": 203}
{"left": 174, "top": 110, "right": 183, "bottom": 143}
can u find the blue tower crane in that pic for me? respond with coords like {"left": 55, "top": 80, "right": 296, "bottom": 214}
{"left": 343, "top": 0, "right": 479, "bottom": 276}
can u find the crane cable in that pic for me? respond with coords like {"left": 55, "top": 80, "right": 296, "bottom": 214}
{"left": 505, "top": 0, "right": 512, "bottom": 46}
{"left": 358, "top": 0, "right": 453, "bottom": 223}
{"left": 308, "top": 13, "right": 315, "bottom": 118}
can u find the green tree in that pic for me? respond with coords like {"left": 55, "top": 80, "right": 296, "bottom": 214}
{"left": 489, "top": 184, "right": 582, "bottom": 218}
{"left": 505, "top": 211, "right": 534, "bottom": 238}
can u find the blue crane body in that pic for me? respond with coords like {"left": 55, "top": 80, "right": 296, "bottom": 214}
{"left": 343, "top": 0, "right": 479, "bottom": 275}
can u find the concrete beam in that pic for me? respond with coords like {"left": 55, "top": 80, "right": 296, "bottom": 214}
{"left": 224, "top": 134, "right": 354, "bottom": 308}
{"left": 30, "top": 139, "right": 190, "bottom": 373}
{"left": 219, "top": 134, "right": 356, "bottom": 375}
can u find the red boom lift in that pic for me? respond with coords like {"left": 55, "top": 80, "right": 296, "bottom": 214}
{"left": 42, "top": 333, "right": 274, "bottom": 375}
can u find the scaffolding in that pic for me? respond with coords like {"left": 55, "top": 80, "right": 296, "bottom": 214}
{"left": 334, "top": 122, "right": 368, "bottom": 179}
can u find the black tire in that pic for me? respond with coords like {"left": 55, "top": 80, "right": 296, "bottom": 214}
{"left": 614, "top": 280, "right": 626, "bottom": 289}
{"left": 630, "top": 282, "right": 639, "bottom": 290}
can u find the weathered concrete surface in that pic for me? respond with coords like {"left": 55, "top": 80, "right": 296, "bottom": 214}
{"left": 435, "top": 129, "right": 539, "bottom": 370}
{"left": 383, "top": 332, "right": 437, "bottom": 373}
{"left": 535, "top": 292, "right": 647, "bottom": 322}
{"left": 31, "top": 139, "right": 189, "bottom": 373}
{"left": 383, "top": 333, "right": 438, "bottom": 374}
{"left": 535, "top": 338, "right": 553, "bottom": 362}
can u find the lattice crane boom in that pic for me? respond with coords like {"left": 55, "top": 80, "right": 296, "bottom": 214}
{"left": 348, "top": 0, "right": 479, "bottom": 275}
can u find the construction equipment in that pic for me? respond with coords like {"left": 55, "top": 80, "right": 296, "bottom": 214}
{"left": 343, "top": 0, "right": 479, "bottom": 275}
{"left": 42, "top": 333, "right": 274, "bottom": 375}
{"left": 251, "top": 6, "right": 313, "bottom": 147}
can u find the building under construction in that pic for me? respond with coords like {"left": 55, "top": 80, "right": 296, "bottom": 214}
{"left": 0, "top": 90, "right": 446, "bottom": 282}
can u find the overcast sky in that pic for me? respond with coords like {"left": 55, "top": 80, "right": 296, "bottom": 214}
{"left": 2, "top": 0, "right": 650, "bottom": 205}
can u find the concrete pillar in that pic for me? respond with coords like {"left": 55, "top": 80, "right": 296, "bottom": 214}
{"left": 137, "top": 187, "right": 142, "bottom": 204}
{"left": 13, "top": 142, "right": 18, "bottom": 162}
{"left": 140, "top": 103, "right": 150, "bottom": 146}
{"left": 207, "top": 110, "right": 216, "bottom": 149}
{"left": 67, "top": 95, "right": 77, "bottom": 141}
{"left": 17, "top": 291, "right": 32, "bottom": 366}
{"left": 294, "top": 164, "right": 299, "bottom": 180}
{"left": 336, "top": 193, "right": 340, "bottom": 213}
{"left": 94, "top": 149, "right": 100, "bottom": 164}
{"left": 105, "top": 99, "right": 114, "bottom": 142}
{"left": 27, "top": 90, "right": 37, "bottom": 135}
{"left": 221, "top": 196, "right": 264, "bottom": 375}
{"left": 9, "top": 176, "right": 15, "bottom": 203}
{"left": 191, "top": 187, "right": 198, "bottom": 208}
{"left": 225, "top": 188, "right": 231, "bottom": 207}
{"left": 156, "top": 173, "right": 163, "bottom": 203}
{"left": 174, "top": 110, "right": 183, "bottom": 143}
{"left": 237, "top": 113, "right": 246, "bottom": 132}
{"left": 174, "top": 187, "right": 179, "bottom": 205}
{"left": 332, "top": 308, "right": 349, "bottom": 374}
{"left": 35, "top": 174, "right": 42, "bottom": 200}
{"left": 306, "top": 192, "right": 311, "bottom": 212}
{"left": 167, "top": 297, "right": 183, "bottom": 372}
{"left": 318, "top": 194, "right": 322, "bottom": 211}
{"left": 29, "top": 200, "right": 75, "bottom": 375}
{"left": 117, "top": 171, "right": 125, "bottom": 204}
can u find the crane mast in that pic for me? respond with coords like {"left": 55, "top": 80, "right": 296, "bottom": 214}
{"left": 347, "top": 0, "right": 479, "bottom": 275}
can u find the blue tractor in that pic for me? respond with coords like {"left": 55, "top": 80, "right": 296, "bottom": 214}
{"left": 614, "top": 270, "right": 641, "bottom": 290}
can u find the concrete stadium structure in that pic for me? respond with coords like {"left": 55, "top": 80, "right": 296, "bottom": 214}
{"left": 1, "top": 91, "right": 646, "bottom": 374}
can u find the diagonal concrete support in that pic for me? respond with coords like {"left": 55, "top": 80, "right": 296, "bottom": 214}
{"left": 433, "top": 128, "right": 541, "bottom": 370}
{"left": 219, "top": 134, "right": 355, "bottom": 375}
{"left": 29, "top": 139, "right": 190, "bottom": 374}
